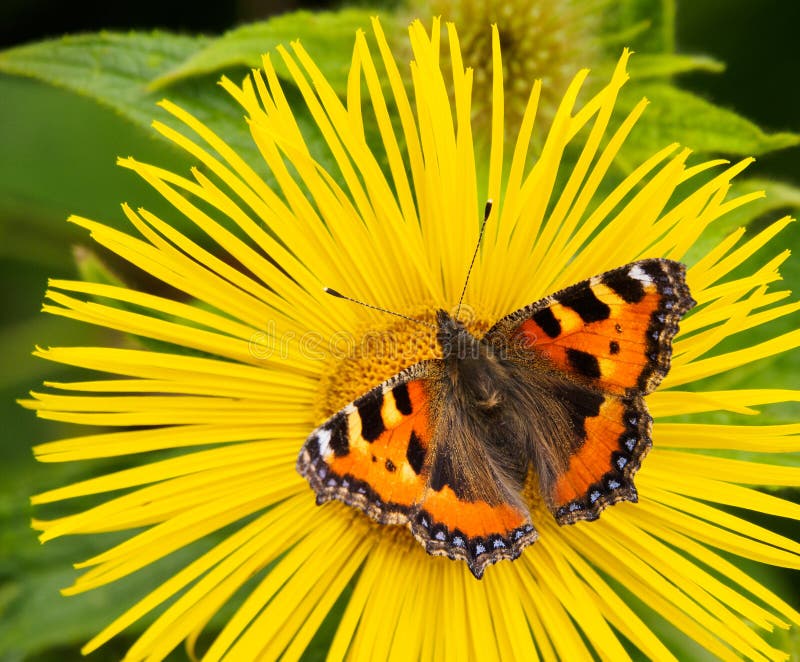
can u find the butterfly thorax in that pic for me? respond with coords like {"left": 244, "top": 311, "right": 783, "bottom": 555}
{"left": 433, "top": 310, "right": 536, "bottom": 497}
{"left": 433, "top": 308, "right": 592, "bottom": 506}
{"left": 435, "top": 309, "right": 506, "bottom": 408}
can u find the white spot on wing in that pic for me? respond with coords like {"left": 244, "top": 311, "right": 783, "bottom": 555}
{"left": 317, "top": 428, "right": 332, "bottom": 458}
{"left": 629, "top": 265, "right": 653, "bottom": 284}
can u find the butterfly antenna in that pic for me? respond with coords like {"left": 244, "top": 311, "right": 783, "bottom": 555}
{"left": 455, "top": 200, "right": 493, "bottom": 319}
{"left": 324, "top": 288, "right": 437, "bottom": 329}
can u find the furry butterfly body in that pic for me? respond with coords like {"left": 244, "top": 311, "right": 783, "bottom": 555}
{"left": 297, "top": 258, "right": 695, "bottom": 578}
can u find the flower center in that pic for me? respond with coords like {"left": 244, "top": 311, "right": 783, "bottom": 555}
{"left": 404, "top": 0, "right": 600, "bottom": 138}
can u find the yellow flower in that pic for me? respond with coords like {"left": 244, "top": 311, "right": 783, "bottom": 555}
{"left": 25, "top": 18, "right": 800, "bottom": 661}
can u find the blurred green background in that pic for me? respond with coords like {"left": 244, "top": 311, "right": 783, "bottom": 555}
{"left": 1, "top": 0, "right": 799, "bottom": 660}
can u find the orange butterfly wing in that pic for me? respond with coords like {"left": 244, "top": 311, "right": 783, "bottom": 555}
{"left": 297, "top": 361, "right": 536, "bottom": 577}
{"left": 485, "top": 259, "right": 695, "bottom": 523}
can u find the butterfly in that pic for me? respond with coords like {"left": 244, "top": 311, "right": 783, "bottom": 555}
{"left": 297, "top": 258, "right": 695, "bottom": 578}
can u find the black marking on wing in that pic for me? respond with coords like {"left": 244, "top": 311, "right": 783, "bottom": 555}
{"left": 634, "top": 260, "right": 696, "bottom": 394}
{"left": 556, "top": 283, "right": 610, "bottom": 323}
{"left": 551, "top": 384, "right": 604, "bottom": 442}
{"left": 392, "top": 382, "right": 413, "bottom": 415}
{"left": 532, "top": 307, "right": 561, "bottom": 338}
{"left": 356, "top": 391, "right": 385, "bottom": 442}
{"left": 429, "top": 451, "right": 469, "bottom": 499}
{"left": 602, "top": 270, "right": 646, "bottom": 303}
{"left": 406, "top": 431, "right": 426, "bottom": 475}
{"left": 566, "top": 348, "right": 601, "bottom": 380}
{"left": 328, "top": 416, "right": 350, "bottom": 457}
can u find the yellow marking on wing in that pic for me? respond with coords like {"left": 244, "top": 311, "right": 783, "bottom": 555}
{"left": 381, "top": 390, "right": 404, "bottom": 428}
{"left": 347, "top": 409, "right": 364, "bottom": 446}
{"left": 550, "top": 303, "right": 583, "bottom": 334}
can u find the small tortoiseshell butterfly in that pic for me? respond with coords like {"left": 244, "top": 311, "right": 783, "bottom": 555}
{"left": 297, "top": 258, "right": 695, "bottom": 578}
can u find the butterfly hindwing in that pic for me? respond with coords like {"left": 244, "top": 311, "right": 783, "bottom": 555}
{"left": 547, "top": 391, "right": 653, "bottom": 523}
{"left": 485, "top": 259, "right": 696, "bottom": 396}
{"left": 411, "top": 486, "right": 536, "bottom": 578}
{"left": 408, "top": 367, "right": 538, "bottom": 577}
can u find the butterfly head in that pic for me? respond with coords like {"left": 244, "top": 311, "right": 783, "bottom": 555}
{"left": 436, "top": 309, "right": 481, "bottom": 361}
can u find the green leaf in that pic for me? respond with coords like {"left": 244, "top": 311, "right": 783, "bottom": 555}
{"left": 150, "top": 8, "right": 379, "bottom": 93}
{"left": 0, "top": 444, "right": 230, "bottom": 659}
{"left": 0, "top": 429, "right": 122, "bottom": 658}
{"left": 0, "top": 511, "right": 198, "bottom": 659}
{"left": 600, "top": 0, "right": 676, "bottom": 53}
{"left": 0, "top": 75, "right": 206, "bottom": 261}
{"left": 617, "top": 83, "right": 800, "bottom": 167}
{"left": 627, "top": 53, "right": 724, "bottom": 79}
{"left": 0, "top": 31, "right": 251, "bottom": 162}
{"left": 764, "top": 622, "right": 800, "bottom": 660}
{"left": 0, "top": 31, "right": 211, "bottom": 128}
{"left": 73, "top": 246, "right": 126, "bottom": 289}
{"left": 0, "top": 32, "right": 271, "bottom": 173}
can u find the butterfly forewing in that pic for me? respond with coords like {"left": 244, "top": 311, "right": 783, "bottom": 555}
{"left": 485, "top": 259, "right": 696, "bottom": 396}
{"left": 297, "top": 362, "right": 435, "bottom": 526}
